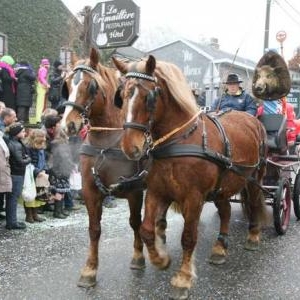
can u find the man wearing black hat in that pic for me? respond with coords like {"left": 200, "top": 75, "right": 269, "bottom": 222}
{"left": 211, "top": 73, "right": 257, "bottom": 116}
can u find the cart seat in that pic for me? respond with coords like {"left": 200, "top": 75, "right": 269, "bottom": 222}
{"left": 258, "top": 114, "right": 288, "bottom": 153}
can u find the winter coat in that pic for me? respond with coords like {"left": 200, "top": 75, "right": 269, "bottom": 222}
{"left": 0, "top": 63, "right": 16, "bottom": 110}
{"left": 27, "top": 147, "right": 48, "bottom": 178}
{"left": 6, "top": 137, "right": 31, "bottom": 176}
{"left": 47, "top": 131, "right": 74, "bottom": 193}
{"left": 16, "top": 66, "right": 36, "bottom": 107}
{"left": 0, "top": 134, "right": 12, "bottom": 193}
{"left": 211, "top": 88, "right": 257, "bottom": 116}
{"left": 48, "top": 69, "right": 64, "bottom": 106}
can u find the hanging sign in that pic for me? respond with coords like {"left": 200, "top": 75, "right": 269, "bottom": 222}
{"left": 91, "top": 0, "right": 140, "bottom": 49}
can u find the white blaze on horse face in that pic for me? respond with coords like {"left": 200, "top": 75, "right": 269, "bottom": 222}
{"left": 61, "top": 72, "right": 83, "bottom": 129}
{"left": 126, "top": 86, "right": 139, "bottom": 123}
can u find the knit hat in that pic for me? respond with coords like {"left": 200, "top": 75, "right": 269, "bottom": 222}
{"left": 7, "top": 122, "right": 24, "bottom": 136}
{"left": 53, "top": 60, "right": 63, "bottom": 68}
{"left": 44, "top": 115, "right": 61, "bottom": 129}
{"left": 0, "top": 55, "right": 15, "bottom": 66}
{"left": 41, "top": 58, "right": 50, "bottom": 65}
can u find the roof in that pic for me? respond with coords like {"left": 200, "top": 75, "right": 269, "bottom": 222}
{"left": 114, "top": 46, "right": 146, "bottom": 60}
{"left": 147, "top": 39, "right": 256, "bottom": 70}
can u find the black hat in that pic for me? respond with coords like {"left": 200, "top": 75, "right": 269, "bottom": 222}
{"left": 53, "top": 60, "right": 63, "bottom": 68}
{"left": 44, "top": 115, "right": 61, "bottom": 129}
{"left": 223, "top": 73, "right": 243, "bottom": 84}
{"left": 8, "top": 122, "right": 24, "bottom": 136}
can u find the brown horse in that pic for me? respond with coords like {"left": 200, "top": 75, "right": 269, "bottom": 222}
{"left": 113, "top": 55, "right": 268, "bottom": 299}
{"left": 61, "top": 48, "right": 145, "bottom": 288}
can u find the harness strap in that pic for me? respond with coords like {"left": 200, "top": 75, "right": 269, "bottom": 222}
{"left": 151, "top": 144, "right": 271, "bottom": 195}
{"left": 79, "top": 143, "right": 128, "bottom": 159}
{"left": 80, "top": 143, "right": 147, "bottom": 195}
{"left": 151, "top": 144, "right": 232, "bottom": 167}
{"left": 207, "top": 114, "right": 232, "bottom": 158}
{"left": 61, "top": 101, "right": 85, "bottom": 113}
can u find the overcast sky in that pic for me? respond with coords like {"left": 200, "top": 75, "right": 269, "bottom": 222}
{"left": 61, "top": 0, "right": 300, "bottom": 62}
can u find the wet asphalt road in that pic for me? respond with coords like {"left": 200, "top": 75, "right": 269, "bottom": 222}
{"left": 1, "top": 199, "right": 300, "bottom": 300}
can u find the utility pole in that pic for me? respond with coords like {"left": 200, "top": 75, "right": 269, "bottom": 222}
{"left": 263, "top": 0, "right": 272, "bottom": 54}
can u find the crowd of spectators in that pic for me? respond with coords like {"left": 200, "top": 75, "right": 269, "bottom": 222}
{"left": 0, "top": 103, "right": 84, "bottom": 230}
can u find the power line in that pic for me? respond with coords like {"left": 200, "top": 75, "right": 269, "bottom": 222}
{"left": 283, "top": 0, "right": 300, "bottom": 18}
{"left": 274, "top": 0, "right": 300, "bottom": 27}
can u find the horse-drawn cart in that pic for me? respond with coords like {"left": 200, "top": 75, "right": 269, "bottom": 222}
{"left": 258, "top": 113, "right": 300, "bottom": 235}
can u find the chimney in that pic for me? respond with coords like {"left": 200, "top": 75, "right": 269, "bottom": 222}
{"left": 210, "top": 37, "right": 219, "bottom": 50}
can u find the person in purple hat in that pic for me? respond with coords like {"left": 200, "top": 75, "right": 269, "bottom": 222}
{"left": 35, "top": 58, "right": 50, "bottom": 123}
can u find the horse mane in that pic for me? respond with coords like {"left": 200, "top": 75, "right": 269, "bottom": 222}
{"left": 135, "top": 58, "right": 199, "bottom": 115}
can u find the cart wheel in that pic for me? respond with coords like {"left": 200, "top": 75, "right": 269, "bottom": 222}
{"left": 293, "top": 173, "right": 300, "bottom": 220}
{"left": 273, "top": 178, "right": 291, "bottom": 235}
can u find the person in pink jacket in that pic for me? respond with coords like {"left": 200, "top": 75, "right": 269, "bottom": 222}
{"left": 35, "top": 58, "right": 50, "bottom": 123}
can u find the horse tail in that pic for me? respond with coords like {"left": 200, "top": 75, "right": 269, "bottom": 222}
{"left": 240, "top": 185, "right": 269, "bottom": 226}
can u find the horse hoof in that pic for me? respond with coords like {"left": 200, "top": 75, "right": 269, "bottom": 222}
{"left": 208, "top": 254, "right": 226, "bottom": 265}
{"left": 77, "top": 275, "right": 97, "bottom": 288}
{"left": 169, "top": 286, "right": 189, "bottom": 300}
{"left": 155, "top": 256, "right": 171, "bottom": 270}
{"left": 244, "top": 240, "right": 259, "bottom": 251}
{"left": 130, "top": 257, "right": 146, "bottom": 269}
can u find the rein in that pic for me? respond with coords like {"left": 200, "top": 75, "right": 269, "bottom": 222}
{"left": 152, "top": 110, "right": 203, "bottom": 148}
{"left": 88, "top": 126, "right": 123, "bottom": 131}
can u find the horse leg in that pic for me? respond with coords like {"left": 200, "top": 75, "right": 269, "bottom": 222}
{"left": 170, "top": 196, "right": 203, "bottom": 300}
{"left": 140, "top": 192, "right": 171, "bottom": 269}
{"left": 127, "top": 190, "right": 146, "bottom": 269}
{"left": 209, "top": 199, "right": 231, "bottom": 265}
{"left": 242, "top": 186, "right": 266, "bottom": 251}
{"left": 78, "top": 189, "right": 102, "bottom": 288}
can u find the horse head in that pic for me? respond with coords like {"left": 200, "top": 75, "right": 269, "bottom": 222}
{"left": 113, "top": 55, "right": 198, "bottom": 161}
{"left": 61, "top": 48, "right": 120, "bottom": 137}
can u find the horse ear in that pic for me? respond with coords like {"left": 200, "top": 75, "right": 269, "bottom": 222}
{"left": 146, "top": 55, "right": 156, "bottom": 75}
{"left": 112, "top": 56, "right": 128, "bottom": 74}
{"left": 90, "top": 48, "right": 100, "bottom": 69}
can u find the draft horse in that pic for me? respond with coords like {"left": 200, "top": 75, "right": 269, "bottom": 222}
{"left": 113, "top": 55, "right": 268, "bottom": 299}
{"left": 61, "top": 48, "right": 146, "bottom": 288}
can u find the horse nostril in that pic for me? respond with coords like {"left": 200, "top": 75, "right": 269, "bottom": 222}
{"left": 126, "top": 146, "right": 142, "bottom": 161}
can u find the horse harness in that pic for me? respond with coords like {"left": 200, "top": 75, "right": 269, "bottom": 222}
{"left": 63, "top": 64, "right": 148, "bottom": 196}
{"left": 79, "top": 143, "right": 148, "bottom": 196}
{"left": 62, "top": 64, "right": 102, "bottom": 125}
{"left": 121, "top": 70, "right": 269, "bottom": 197}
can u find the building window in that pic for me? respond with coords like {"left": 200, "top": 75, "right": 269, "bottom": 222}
{"left": 60, "top": 47, "right": 72, "bottom": 68}
{"left": 0, "top": 34, "right": 6, "bottom": 57}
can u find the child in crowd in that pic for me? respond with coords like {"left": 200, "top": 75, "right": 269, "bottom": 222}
{"left": 5, "top": 122, "right": 31, "bottom": 230}
{"left": 44, "top": 115, "right": 74, "bottom": 219}
{"left": 24, "top": 128, "right": 48, "bottom": 223}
